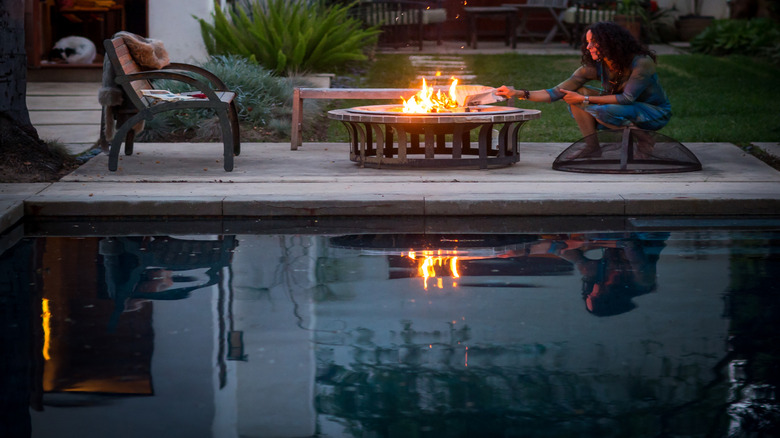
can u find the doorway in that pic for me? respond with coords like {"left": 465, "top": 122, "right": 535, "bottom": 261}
{"left": 25, "top": 0, "right": 148, "bottom": 71}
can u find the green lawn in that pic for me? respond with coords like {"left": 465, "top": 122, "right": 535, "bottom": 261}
{"left": 321, "top": 52, "right": 780, "bottom": 145}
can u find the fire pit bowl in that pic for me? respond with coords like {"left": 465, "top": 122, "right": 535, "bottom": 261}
{"left": 328, "top": 104, "right": 541, "bottom": 169}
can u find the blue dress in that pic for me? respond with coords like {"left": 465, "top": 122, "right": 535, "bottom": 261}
{"left": 545, "top": 55, "right": 672, "bottom": 130}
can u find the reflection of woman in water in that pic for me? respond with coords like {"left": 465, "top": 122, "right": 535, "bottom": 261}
{"left": 539, "top": 233, "right": 668, "bottom": 316}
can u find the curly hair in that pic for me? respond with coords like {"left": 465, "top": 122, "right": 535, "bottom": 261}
{"left": 580, "top": 21, "right": 656, "bottom": 71}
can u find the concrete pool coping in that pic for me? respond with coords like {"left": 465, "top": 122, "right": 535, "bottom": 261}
{"left": 1, "top": 140, "right": 778, "bottom": 237}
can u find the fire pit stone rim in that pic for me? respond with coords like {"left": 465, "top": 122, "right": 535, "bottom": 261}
{"left": 328, "top": 107, "right": 541, "bottom": 124}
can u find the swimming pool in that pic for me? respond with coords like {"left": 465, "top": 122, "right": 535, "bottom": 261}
{"left": 2, "top": 218, "right": 779, "bottom": 437}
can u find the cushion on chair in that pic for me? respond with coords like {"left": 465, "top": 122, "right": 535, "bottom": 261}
{"left": 422, "top": 8, "right": 447, "bottom": 24}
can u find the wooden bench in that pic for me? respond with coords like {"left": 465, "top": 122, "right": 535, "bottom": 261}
{"left": 504, "top": 0, "right": 571, "bottom": 44}
{"left": 463, "top": 6, "right": 519, "bottom": 50}
{"left": 102, "top": 36, "right": 240, "bottom": 171}
{"left": 291, "top": 87, "right": 426, "bottom": 150}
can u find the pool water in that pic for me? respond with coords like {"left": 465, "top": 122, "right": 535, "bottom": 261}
{"left": 1, "top": 224, "right": 779, "bottom": 437}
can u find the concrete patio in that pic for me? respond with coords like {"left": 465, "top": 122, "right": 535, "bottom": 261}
{"left": 2, "top": 41, "right": 778, "bottom": 239}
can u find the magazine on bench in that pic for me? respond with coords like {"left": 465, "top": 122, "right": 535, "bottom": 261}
{"left": 141, "top": 90, "right": 208, "bottom": 102}
{"left": 453, "top": 85, "right": 506, "bottom": 107}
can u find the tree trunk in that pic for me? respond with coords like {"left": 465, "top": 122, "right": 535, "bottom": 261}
{"left": 0, "top": 0, "right": 36, "bottom": 137}
{"left": 0, "top": 0, "right": 76, "bottom": 182}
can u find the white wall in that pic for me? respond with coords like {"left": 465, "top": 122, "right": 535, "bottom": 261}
{"left": 148, "top": 0, "right": 215, "bottom": 63}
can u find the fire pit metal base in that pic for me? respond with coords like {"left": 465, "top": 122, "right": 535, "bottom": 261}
{"left": 328, "top": 106, "right": 541, "bottom": 169}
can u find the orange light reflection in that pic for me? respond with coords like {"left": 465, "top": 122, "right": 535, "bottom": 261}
{"left": 42, "top": 298, "right": 51, "bottom": 361}
{"left": 406, "top": 251, "right": 462, "bottom": 290}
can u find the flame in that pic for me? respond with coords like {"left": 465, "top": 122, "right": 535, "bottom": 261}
{"left": 402, "top": 78, "right": 459, "bottom": 113}
{"left": 407, "top": 251, "right": 461, "bottom": 290}
{"left": 450, "top": 257, "right": 460, "bottom": 277}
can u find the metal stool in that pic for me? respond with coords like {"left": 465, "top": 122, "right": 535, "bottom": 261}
{"left": 552, "top": 127, "right": 702, "bottom": 174}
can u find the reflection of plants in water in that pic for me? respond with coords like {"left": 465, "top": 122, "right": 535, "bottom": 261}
{"left": 723, "top": 237, "right": 780, "bottom": 434}
{"left": 314, "top": 321, "right": 729, "bottom": 437}
{"left": 316, "top": 361, "right": 727, "bottom": 437}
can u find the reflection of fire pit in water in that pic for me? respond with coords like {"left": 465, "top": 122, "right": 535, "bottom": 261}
{"left": 328, "top": 234, "right": 570, "bottom": 288}
{"left": 328, "top": 105, "right": 541, "bottom": 169}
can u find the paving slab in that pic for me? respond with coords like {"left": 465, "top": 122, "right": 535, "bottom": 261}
{"left": 0, "top": 184, "right": 51, "bottom": 235}
{"left": 26, "top": 82, "right": 101, "bottom": 96}
{"left": 26, "top": 82, "right": 103, "bottom": 154}
{"left": 29, "top": 109, "right": 102, "bottom": 125}
{"left": 35, "top": 124, "right": 102, "bottom": 144}
{"left": 27, "top": 95, "right": 102, "bottom": 111}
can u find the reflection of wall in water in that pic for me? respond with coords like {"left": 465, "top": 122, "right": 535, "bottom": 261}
{"left": 312, "top": 232, "right": 730, "bottom": 430}
{"left": 30, "top": 237, "right": 219, "bottom": 438}
{"left": 228, "top": 235, "right": 321, "bottom": 438}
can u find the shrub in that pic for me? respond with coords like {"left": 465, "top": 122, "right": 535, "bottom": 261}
{"left": 138, "top": 55, "right": 323, "bottom": 142}
{"left": 195, "top": 0, "right": 380, "bottom": 76}
{"left": 691, "top": 18, "right": 780, "bottom": 61}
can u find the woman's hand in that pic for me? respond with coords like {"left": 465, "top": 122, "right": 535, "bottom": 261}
{"left": 560, "top": 88, "right": 587, "bottom": 105}
{"left": 495, "top": 85, "right": 516, "bottom": 99}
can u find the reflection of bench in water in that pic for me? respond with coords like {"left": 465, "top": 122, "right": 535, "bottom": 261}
{"left": 99, "top": 236, "right": 237, "bottom": 330}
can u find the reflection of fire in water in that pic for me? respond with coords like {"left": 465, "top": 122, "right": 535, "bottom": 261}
{"left": 406, "top": 250, "right": 461, "bottom": 290}
{"left": 329, "top": 234, "right": 543, "bottom": 290}
{"left": 402, "top": 77, "right": 458, "bottom": 113}
{"left": 42, "top": 298, "right": 51, "bottom": 361}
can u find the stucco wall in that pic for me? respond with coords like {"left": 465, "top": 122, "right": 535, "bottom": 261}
{"left": 148, "top": 0, "right": 214, "bottom": 63}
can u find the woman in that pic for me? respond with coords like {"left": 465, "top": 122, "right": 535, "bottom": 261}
{"left": 496, "top": 21, "right": 671, "bottom": 157}
{"left": 532, "top": 233, "right": 669, "bottom": 317}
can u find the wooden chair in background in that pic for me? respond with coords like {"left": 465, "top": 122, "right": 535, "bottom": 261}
{"left": 506, "top": 0, "right": 571, "bottom": 44}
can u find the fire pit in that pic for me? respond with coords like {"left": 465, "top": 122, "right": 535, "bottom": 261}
{"left": 327, "top": 82, "right": 541, "bottom": 169}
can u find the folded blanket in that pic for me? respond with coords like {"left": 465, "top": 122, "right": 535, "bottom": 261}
{"left": 116, "top": 31, "right": 169, "bottom": 69}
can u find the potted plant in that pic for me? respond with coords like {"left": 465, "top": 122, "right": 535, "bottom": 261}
{"left": 195, "top": 0, "right": 380, "bottom": 79}
{"left": 676, "top": 0, "right": 715, "bottom": 41}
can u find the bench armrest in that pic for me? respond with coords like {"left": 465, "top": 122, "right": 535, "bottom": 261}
{"left": 163, "top": 63, "right": 229, "bottom": 91}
